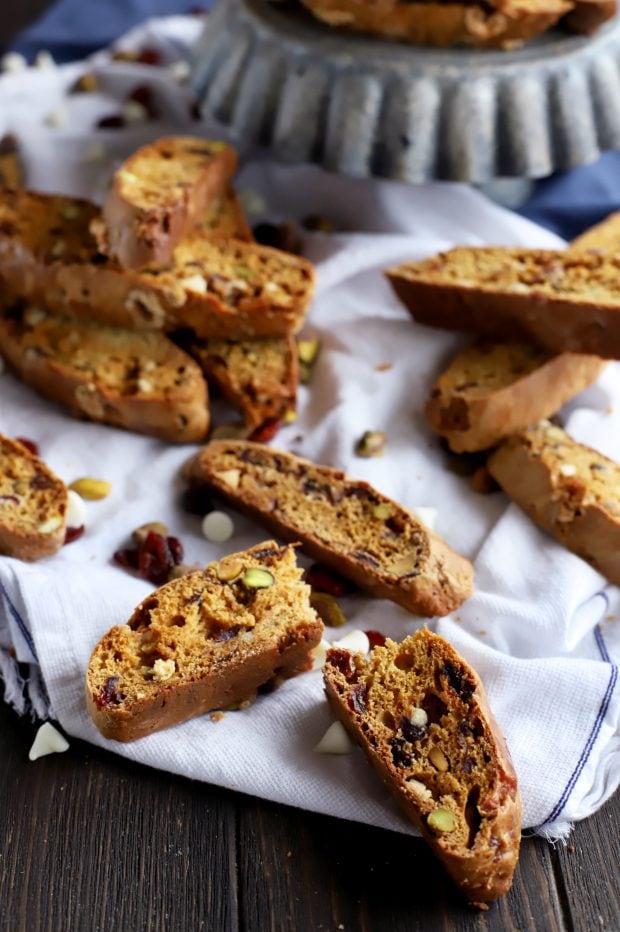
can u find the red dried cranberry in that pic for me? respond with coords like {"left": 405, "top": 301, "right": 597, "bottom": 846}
{"left": 167, "top": 535, "right": 184, "bottom": 564}
{"left": 249, "top": 417, "right": 281, "bottom": 443}
{"left": 390, "top": 737, "right": 413, "bottom": 768}
{"left": 365, "top": 629, "right": 386, "bottom": 649}
{"left": 96, "top": 676, "right": 124, "bottom": 708}
{"left": 326, "top": 648, "right": 356, "bottom": 680}
{"left": 97, "top": 114, "right": 126, "bottom": 129}
{"left": 305, "top": 564, "right": 356, "bottom": 598}
{"left": 442, "top": 662, "right": 474, "bottom": 702}
{"left": 136, "top": 47, "right": 162, "bottom": 65}
{"left": 16, "top": 436, "right": 39, "bottom": 456}
{"left": 181, "top": 485, "right": 214, "bottom": 516}
{"left": 399, "top": 717, "right": 426, "bottom": 743}
{"left": 113, "top": 548, "right": 139, "bottom": 569}
{"left": 64, "top": 525, "right": 85, "bottom": 545}
{"left": 126, "top": 84, "right": 159, "bottom": 118}
{"left": 139, "top": 531, "right": 174, "bottom": 585}
{"left": 349, "top": 684, "right": 367, "bottom": 714}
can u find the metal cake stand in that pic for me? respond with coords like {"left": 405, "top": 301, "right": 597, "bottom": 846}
{"left": 190, "top": 0, "right": 620, "bottom": 182}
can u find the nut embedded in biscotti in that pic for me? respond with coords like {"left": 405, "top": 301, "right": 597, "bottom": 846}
{"left": 427, "top": 808, "right": 456, "bottom": 833}
{"left": 309, "top": 591, "right": 347, "bottom": 628}
{"left": 214, "top": 559, "right": 243, "bottom": 582}
{"left": 355, "top": 430, "right": 387, "bottom": 458}
{"left": 428, "top": 746, "right": 450, "bottom": 772}
{"left": 242, "top": 567, "right": 274, "bottom": 589}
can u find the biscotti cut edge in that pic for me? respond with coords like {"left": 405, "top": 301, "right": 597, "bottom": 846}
{"left": 323, "top": 629, "right": 522, "bottom": 906}
{"left": 488, "top": 422, "right": 620, "bottom": 584}
{"left": 183, "top": 441, "right": 474, "bottom": 617}
{"left": 425, "top": 343, "right": 606, "bottom": 452}
{"left": 0, "top": 433, "right": 67, "bottom": 561}
{"left": 85, "top": 541, "right": 324, "bottom": 741}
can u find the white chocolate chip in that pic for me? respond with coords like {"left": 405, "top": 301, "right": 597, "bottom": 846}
{"left": 180, "top": 274, "right": 208, "bottom": 294}
{"left": 411, "top": 506, "right": 437, "bottom": 531}
{"left": 152, "top": 658, "right": 176, "bottom": 681}
{"left": 38, "top": 515, "right": 63, "bottom": 534}
{"left": 1, "top": 52, "right": 27, "bottom": 73}
{"left": 332, "top": 629, "right": 370, "bottom": 655}
{"left": 310, "top": 638, "right": 331, "bottom": 671}
{"left": 215, "top": 468, "right": 240, "bottom": 489}
{"left": 314, "top": 721, "right": 353, "bottom": 754}
{"left": 202, "top": 511, "right": 234, "bottom": 542}
{"left": 406, "top": 778, "right": 433, "bottom": 802}
{"left": 66, "top": 490, "right": 87, "bottom": 528}
{"left": 122, "top": 100, "right": 149, "bottom": 124}
{"left": 137, "top": 377, "right": 153, "bottom": 394}
{"left": 410, "top": 707, "right": 428, "bottom": 728}
{"left": 559, "top": 463, "right": 577, "bottom": 477}
{"left": 28, "top": 722, "right": 69, "bottom": 761}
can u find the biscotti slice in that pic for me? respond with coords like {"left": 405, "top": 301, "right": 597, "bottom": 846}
{"left": 0, "top": 189, "right": 314, "bottom": 339}
{"left": 563, "top": 0, "right": 616, "bottom": 33}
{"left": 0, "top": 304, "right": 209, "bottom": 443}
{"left": 183, "top": 442, "right": 473, "bottom": 616}
{"left": 426, "top": 341, "right": 605, "bottom": 452}
{"left": 97, "top": 137, "right": 238, "bottom": 268}
{"left": 199, "top": 186, "right": 253, "bottom": 242}
{"left": 386, "top": 247, "right": 620, "bottom": 358}
{"left": 0, "top": 434, "right": 67, "bottom": 561}
{"left": 85, "top": 541, "right": 323, "bottom": 741}
{"left": 0, "top": 134, "right": 23, "bottom": 189}
{"left": 323, "top": 629, "right": 521, "bottom": 906}
{"left": 488, "top": 421, "right": 620, "bottom": 584}
{"left": 185, "top": 334, "right": 298, "bottom": 429}
{"left": 569, "top": 211, "right": 620, "bottom": 252}
{"left": 299, "top": 0, "right": 570, "bottom": 48}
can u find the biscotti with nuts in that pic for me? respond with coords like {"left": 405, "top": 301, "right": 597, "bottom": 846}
{"left": 199, "top": 186, "right": 253, "bottom": 242}
{"left": 569, "top": 211, "right": 620, "bottom": 251}
{"left": 96, "top": 136, "right": 238, "bottom": 268}
{"left": 426, "top": 341, "right": 605, "bottom": 452}
{"left": 183, "top": 441, "right": 474, "bottom": 616}
{"left": 0, "top": 134, "right": 23, "bottom": 190}
{"left": 564, "top": 0, "right": 616, "bottom": 34}
{"left": 0, "top": 433, "right": 67, "bottom": 561}
{"left": 299, "top": 0, "right": 571, "bottom": 48}
{"left": 488, "top": 421, "right": 620, "bottom": 584}
{"left": 0, "top": 304, "right": 209, "bottom": 443}
{"left": 386, "top": 247, "right": 620, "bottom": 358}
{"left": 185, "top": 334, "right": 298, "bottom": 429}
{"left": 85, "top": 541, "right": 324, "bottom": 741}
{"left": 0, "top": 189, "right": 314, "bottom": 339}
{"left": 323, "top": 629, "right": 521, "bottom": 906}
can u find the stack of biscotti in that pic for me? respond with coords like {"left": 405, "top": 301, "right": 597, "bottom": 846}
{"left": 0, "top": 137, "right": 310, "bottom": 440}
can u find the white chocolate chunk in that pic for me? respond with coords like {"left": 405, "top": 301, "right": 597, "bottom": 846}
{"left": 202, "top": 510, "right": 234, "bottom": 543}
{"left": 66, "top": 490, "right": 87, "bottom": 529}
{"left": 310, "top": 638, "right": 331, "bottom": 671}
{"left": 152, "top": 658, "right": 176, "bottom": 681}
{"left": 38, "top": 515, "right": 63, "bottom": 534}
{"left": 332, "top": 629, "right": 370, "bottom": 655}
{"left": 411, "top": 506, "right": 437, "bottom": 531}
{"left": 28, "top": 722, "right": 69, "bottom": 761}
{"left": 314, "top": 721, "right": 353, "bottom": 755}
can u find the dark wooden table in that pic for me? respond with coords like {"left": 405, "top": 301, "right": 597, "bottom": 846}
{"left": 1, "top": 687, "right": 618, "bottom": 931}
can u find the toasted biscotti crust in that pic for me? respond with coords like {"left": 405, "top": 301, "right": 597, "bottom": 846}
{"left": 386, "top": 247, "right": 620, "bottom": 358}
{"left": 0, "top": 434, "right": 67, "bottom": 561}
{"left": 569, "top": 211, "right": 620, "bottom": 251}
{"left": 185, "top": 334, "right": 298, "bottom": 428}
{"left": 323, "top": 629, "right": 521, "bottom": 906}
{"left": 426, "top": 341, "right": 605, "bottom": 452}
{"left": 488, "top": 421, "right": 620, "bottom": 584}
{"left": 200, "top": 186, "right": 253, "bottom": 242}
{"left": 97, "top": 137, "right": 238, "bottom": 268}
{"left": 0, "top": 189, "right": 314, "bottom": 339}
{"left": 183, "top": 441, "right": 474, "bottom": 616}
{"left": 299, "top": 0, "right": 571, "bottom": 48}
{"left": 0, "top": 305, "right": 209, "bottom": 443}
{"left": 563, "top": 0, "right": 616, "bottom": 33}
{"left": 85, "top": 541, "right": 323, "bottom": 741}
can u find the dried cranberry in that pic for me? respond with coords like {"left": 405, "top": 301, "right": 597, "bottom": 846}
{"left": 365, "top": 629, "right": 386, "bottom": 649}
{"left": 30, "top": 472, "right": 54, "bottom": 490}
{"left": 97, "top": 114, "right": 126, "bottom": 129}
{"left": 136, "top": 47, "right": 162, "bottom": 65}
{"left": 349, "top": 684, "right": 367, "bottom": 714}
{"left": 399, "top": 717, "right": 426, "bottom": 743}
{"left": 326, "top": 648, "right": 356, "bottom": 680}
{"left": 167, "top": 535, "right": 184, "bottom": 564}
{"left": 305, "top": 564, "right": 356, "bottom": 597}
{"left": 139, "top": 531, "right": 174, "bottom": 585}
{"left": 64, "top": 525, "right": 85, "bottom": 545}
{"left": 113, "top": 548, "right": 139, "bottom": 569}
{"left": 249, "top": 418, "right": 281, "bottom": 443}
{"left": 16, "top": 436, "right": 39, "bottom": 456}
{"left": 442, "top": 662, "right": 474, "bottom": 702}
{"left": 96, "top": 676, "right": 124, "bottom": 708}
{"left": 390, "top": 738, "right": 413, "bottom": 768}
{"left": 181, "top": 485, "right": 214, "bottom": 516}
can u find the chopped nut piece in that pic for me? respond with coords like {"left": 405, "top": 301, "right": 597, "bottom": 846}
{"left": 559, "top": 463, "right": 577, "bottom": 477}
{"left": 241, "top": 567, "right": 275, "bottom": 589}
{"left": 372, "top": 502, "right": 393, "bottom": 520}
{"left": 410, "top": 707, "right": 428, "bottom": 728}
{"left": 429, "top": 747, "right": 450, "bottom": 772}
{"left": 180, "top": 273, "right": 208, "bottom": 294}
{"left": 215, "top": 468, "right": 240, "bottom": 489}
{"left": 283, "top": 409, "right": 298, "bottom": 424}
{"left": 215, "top": 559, "right": 243, "bottom": 582}
{"left": 310, "top": 591, "right": 347, "bottom": 628}
{"left": 406, "top": 778, "right": 433, "bottom": 802}
{"left": 70, "top": 72, "right": 98, "bottom": 93}
{"left": 427, "top": 808, "right": 456, "bottom": 833}
{"left": 355, "top": 430, "right": 387, "bottom": 458}
{"left": 152, "top": 658, "right": 176, "bottom": 681}
{"left": 38, "top": 516, "right": 63, "bottom": 534}
{"left": 69, "top": 477, "right": 112, "bottom": 500}
{"left": 297, "top": 338, "right": 321, "bottom": 366}
{"left": 132, "top": 521, "right": 169, "bottom": 545}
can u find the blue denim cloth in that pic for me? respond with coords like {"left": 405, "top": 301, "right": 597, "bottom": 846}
{"left": 10, "top": 0, "right": 212, "bottom": 61}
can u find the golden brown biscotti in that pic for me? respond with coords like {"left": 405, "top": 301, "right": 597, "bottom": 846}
{"left": 0, "top": 134, "right": 23, "bottom": 190}
{"left": 199, "top": 186, "right": 253, "bottom": 242}
{"left": 386, "top": 247, "right": 620, "bottom": 358}
{"left": 563, "top": 0, "right": 616, "bottom": 33}
{"left": 0, "top": 434, "right": 67, "bottom": 561}
{"left": 299, "top": 0, "right": 571, "bottom": 48}
{"left": 569, "top": 211, "right": 620, "bottom": 252}
{"left": 426, "top": 341, "right": 605, "bottom": 452}
{"left": 323, "top": 629, "right": 521, "bottom": 906}
{"left": 488, "top": 421, "right": 620, "bottom": 584}
{"left": 0, "top": 304, "right": 209, "bottom": 443}
{"left": 97, "top": 137, "right": 238, "bottom": 268}
{"left": 85, "top": 541, "right": 323, "bottom": 741}
{"left": 186, "top": 334, "right": 298, "bottom": 429}
{"left": 183, "top": 441, "right": 474, "bottom": 616}
{"left": 0, "top": 189, "right": 314, "bottom": 339}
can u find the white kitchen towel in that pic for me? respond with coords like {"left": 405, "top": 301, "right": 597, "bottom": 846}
{"left": 0, "top": 16, "right": 618, "bottom": 842}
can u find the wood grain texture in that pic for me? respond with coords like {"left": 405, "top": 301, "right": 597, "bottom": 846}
{"left": 0, "top": 695, "right": 618, "bottom": 932}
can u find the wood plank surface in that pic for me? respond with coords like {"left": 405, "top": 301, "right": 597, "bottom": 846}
{"left": 1, "top": 695, "right": 617, "bottom": 932}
